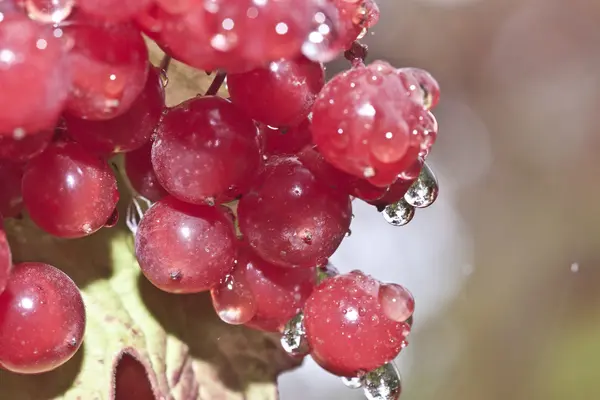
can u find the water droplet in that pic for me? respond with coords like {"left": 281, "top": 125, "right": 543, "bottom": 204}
{"left": 211, "top": 274, "right": 256, "bottom": 325}
{"left": 281, "top": 313, "right": 309, "bottom": 357}
{"left": 341, "top": 375, "right": 363, "bottom": 389}
{"left": 378, "top": 283, "right": 414, "bottom": 323}
{"left": 381, "top": 199, "right": 414, "bottom": 226}
{"left": 345, "top": 229, "right": 352, "bottom": 237}
{"left": 26, "top": 0, "right": 74, "bottom": 24}
{"left": 404, "top": 162, "right": 438, "bottom": 208}
{"left": 104, "top": 208, "right": 119, "bottom": 228}
{"left": 169, "top": 270, "right": 182, "bottom": 281}
{"left": 126, "top": 195, "right": 154, "bottom": 235}
{"left": 302, "top": 1, "right": 344, "bottom": 63}
{"left": 362, "top": 362, "right": 402, "bottom": 400}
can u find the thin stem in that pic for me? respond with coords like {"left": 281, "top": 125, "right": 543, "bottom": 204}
{"left": 205, "top": 71, "right": 227, "bottom": 96}
{"left": 159, "top": 54, "right": 172, "bottom": 72}
{"left": 344, "top": 41, "right": 368, "bottom": 68}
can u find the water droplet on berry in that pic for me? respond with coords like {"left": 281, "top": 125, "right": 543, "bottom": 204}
{"left": 341, "top": 375, "right": 363, "bottom": 389}
{"left": 345, "top": 229, "right": 352, "bottom": 237}
{"left": 378, "top": 283, "right": 414, "bottom": 323}
{"left": 381, "top": 199, "right": 414, "bottom": 226}
{"left": 104, "top": 208, "right": 119, "bottom": 228}
{"left": 362, "top": 362, "right": 402, "bottom": 400}
{"left": 25, "top": 0, "right": 74, "bottom": 24}
{"left": 211, "top": 273, "right": 256, "bottom": 325}
{"left": 302, "top": 3, "right": 343, "bottom": 63}
{"left": 404, "top": 163, "right": 438, "bottom": 208}
{"left": 281, "top": 313, "right": 309, "bottom": 357}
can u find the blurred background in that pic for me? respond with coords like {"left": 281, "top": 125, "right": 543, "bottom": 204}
{"left": 279, "top": 0, "right": 600, "bottom": 399}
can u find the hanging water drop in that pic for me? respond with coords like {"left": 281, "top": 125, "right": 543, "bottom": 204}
{"left": 25, "top": 0, "right": 74, "bottom": 24}
{"left": 362, "top": 362, "right": 402, "bottom": 400}
{"left": 381, "top": 199, "right": 414, "bottom": 226}
{"left": 281, "top": 312, "right": 309, "bottom": 357}
{"left": 211, "top": 273, "right": 257, "bottom": 325}
{"left": 404, "top": 162, "right": 438, "bottom": 208}
{"left": 341, "top": 375, "right": 363, "bottom": 389}
{"left": 302, "top": 1, "right": 344, "bottom": 63}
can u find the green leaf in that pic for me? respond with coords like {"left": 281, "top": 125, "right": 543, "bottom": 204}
{"left": 0, "top": 206, "right": 299, "bottom": 399}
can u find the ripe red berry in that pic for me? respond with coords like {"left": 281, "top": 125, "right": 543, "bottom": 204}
{"left": 238, "top": 156, "right": 352, "bottom": 268}
{"left": 303, "top": 272, "right": 411, "bottom": 376}
{"left": 0, "top": 161, "right": 24, "bottom": 219}
{"left": 22, "top": 142, "right": 120, "bottom": 238}
{"left": 62, "top": 20, "right": 149, "bottom": 120}
{"left": 78, "top": 0, "right": 153, "bottom": 21}
{"left": 124, "top": 141, "right": 168, "bottom": 202}
{"left": 0, "top": 262, "right": 86, "bottom": 374}
{"left": 0, "top": 15, "right": 70, "bottom": 136}
{"left": 311, "top": 61, "right": 437, "bottom": 187}
{"left": 258, "top": 119, "right": 312, "bottom": 156}
{"left": 135, "top": 197, "right": 238, "bottom": 293}
{"left": 152, "top": 96, "right": 262, "bottom": 205}
{"left": 228, "top": 56, "right": 325, "bottom": 128}
{"left": 0, "top": 130, "right": 53, "bottom": 162}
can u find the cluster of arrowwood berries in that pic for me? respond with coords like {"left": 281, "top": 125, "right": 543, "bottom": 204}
{"left": 0, "top": 0, "right": 440, "bottom": 399}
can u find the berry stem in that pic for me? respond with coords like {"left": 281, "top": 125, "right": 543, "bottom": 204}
{"left": 205, "top": 71, "right": 227, "bottom": 96}
{"left": 344, "top": 41, "right": 368, "bottom": 68}
{"left": 159, "top": 54, "right": 172, "bottom": 72}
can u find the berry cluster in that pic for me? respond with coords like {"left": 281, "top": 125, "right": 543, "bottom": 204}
{"left": 0, "top": 1, "right": 440, "bottom": 398}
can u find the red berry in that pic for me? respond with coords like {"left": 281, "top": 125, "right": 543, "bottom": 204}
{"left": 368, "top": 158, "right": 423, "bottom": 208}
{"left": 62, "top": 21, "right": 149, "bottom": 120}
{"left": 258, "top": 119, "right": 312, "bottom": 156}
{"left": 0, "top": 129, "right": 53, "bottom": 162}
{"left": 22, "top": 142, "right": 119, "bottom": 238}
{"left": 134, "top": 197, "right": 237, "bottom": 294}
{"left": 0, "top": 262, "right": 86, "bottom": 374}
{"left": 303, "top": 272, "right": 410, "bottom": 376}
{"left": 238, "top": 156, "right": 352, "bottom": 268}
{"left": 236, "top": 244, "right": 316, "bottom": 332}
{"left": 124, "top": 141, "right": 168, "bottom": 202}
{"left": 0, "top": 161, "right": 24, "bottom": 219}
{"left": 78, "top": 0, "right": 153, "bottom": 22}
{"left": 0, "top": 15, "right": 70, "bottom": 136}
{"left": 0, "top": 221, "right": 11, "bottom": 295}
{"left": 64, "top": 66, "right": 165, "bottom": 157}
{"left": 311, "top": 61, "right": 437, "bottom": 187}
{"left": 152, "top": 96, "right": 262, "bottom": 205}
{"left": 228, "top": 56, "right": 325, "bottom": 128}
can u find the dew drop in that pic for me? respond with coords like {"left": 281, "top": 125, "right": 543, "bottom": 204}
{"left": 362, "top": 362, "right": 402, "bottom": 400}
{"left": 281, "top": 313, "right": 309, "bottom": 357}
{"left": 341, "top": 375, "right": 363, "bottom": 389}
{"left": 211, "top": 274, "right": 256, "bottom": 325}
{"left": 404, "top": 162, "right": 438, "bottom": 208}
{"left": 26, "top": 0, "right": 74, "bottom": 24}
{"left": 381, "top": 199, "right": 414, "bottom": 226}
{"left": 302, "top": 3, "right": 344, "bottom": 63}
{"left": 378, "top": 283, "right": 414, "bottom": 323}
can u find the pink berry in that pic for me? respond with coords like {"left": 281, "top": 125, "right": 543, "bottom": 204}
{"left": 258, "top": 119, "right": 312, "bottom": 156}
{"left": 311, "top": 61, "right": 437, "bottom": 187}
{"left": 78, "top": 0, "right": 153, "bottom": 21}
{"left": 0, "top": 221, "right": 11, "bottom": 295}
{"left": 64, "top": 66, "right": 165, "bottom": 157}
{"left": 124, "top": 141, "right": 168, "bottom": 202}
{"left": 135, "top": 197, "right": 237, "bottom": 294}
{"left": 0, "top": 161, "right": 24, "bottom": 219}
{"left": 303, "top": 272, "right": 410, "bottom": 376}
{"left": 0, "top": 15, "right": 70, "bottom": 136}
{"left": 22, "top": 142, "right": 120, "bottom": 238}
{"left": 62, "top": 20, "right": 149, "bottom": 120}
{"left": 239, "top": 244, "right": 317, "bottom": 332}
{"left": 0, "top": 262, "right": 86, "bottom": 374}
{"left": 0, "top": 129, "right": 53, "bottom": 162}
{"left": 152, "top": 96, "right": 262, "bottom": 205}
{"left": 228, "top": 56, "right": 325, "bottom": 128}
{"left": 238, "top": 156, "right": 352, "bottom": 268}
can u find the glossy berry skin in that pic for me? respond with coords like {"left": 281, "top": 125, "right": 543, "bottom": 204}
{"left": 158, "top": 0, "right": 318, "bottom": 72}
{"left": 0, "top": 161, "right": 24, "bottom": 218}
{"left": 303, "top": 272, "right": 411, "bottom": 376}
{"left": 64, "top": 66, "right": 164, "bottom": 157}
{"left": 124, "top": 142, "right": 168, "bottom": 202}
{"left": 22, "top": 142, "right": 119, "bottom": 238}
{"left": 152, "top": 96, "right": 262, "bottom": 205}
{"left": 236, "top": 244, "right": 316, "bottom": 332}
{"left": 135, "top": 197, "right": 237, "bottom": 294}
{"left": 62, "top": 21, "right": 149, "bottom": 120}
{"left": 0, "top": 221, "right": 10, "bottom": 295}
{"left": 258, "top": 119, "right": 312, "bottom": 156}
{"left": 78, "top": 0, "right": 153, "bottom": 21}
{"left": 0, "top": 130, "right": 53, "bottom": 162}
{"left": 311, "top": 61, "right": 438, "bottom": 187}
{"left": 228, "top": 57, "right": 325, "bottom": 128}
{"left": 0, "top": 262, "right": 86, "bottom": 374}
{"left": 0, "top": 15, "right": 70, "bottom": 136}
{"left": 237, "top": 156, "right": 352, "bottom": 268}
